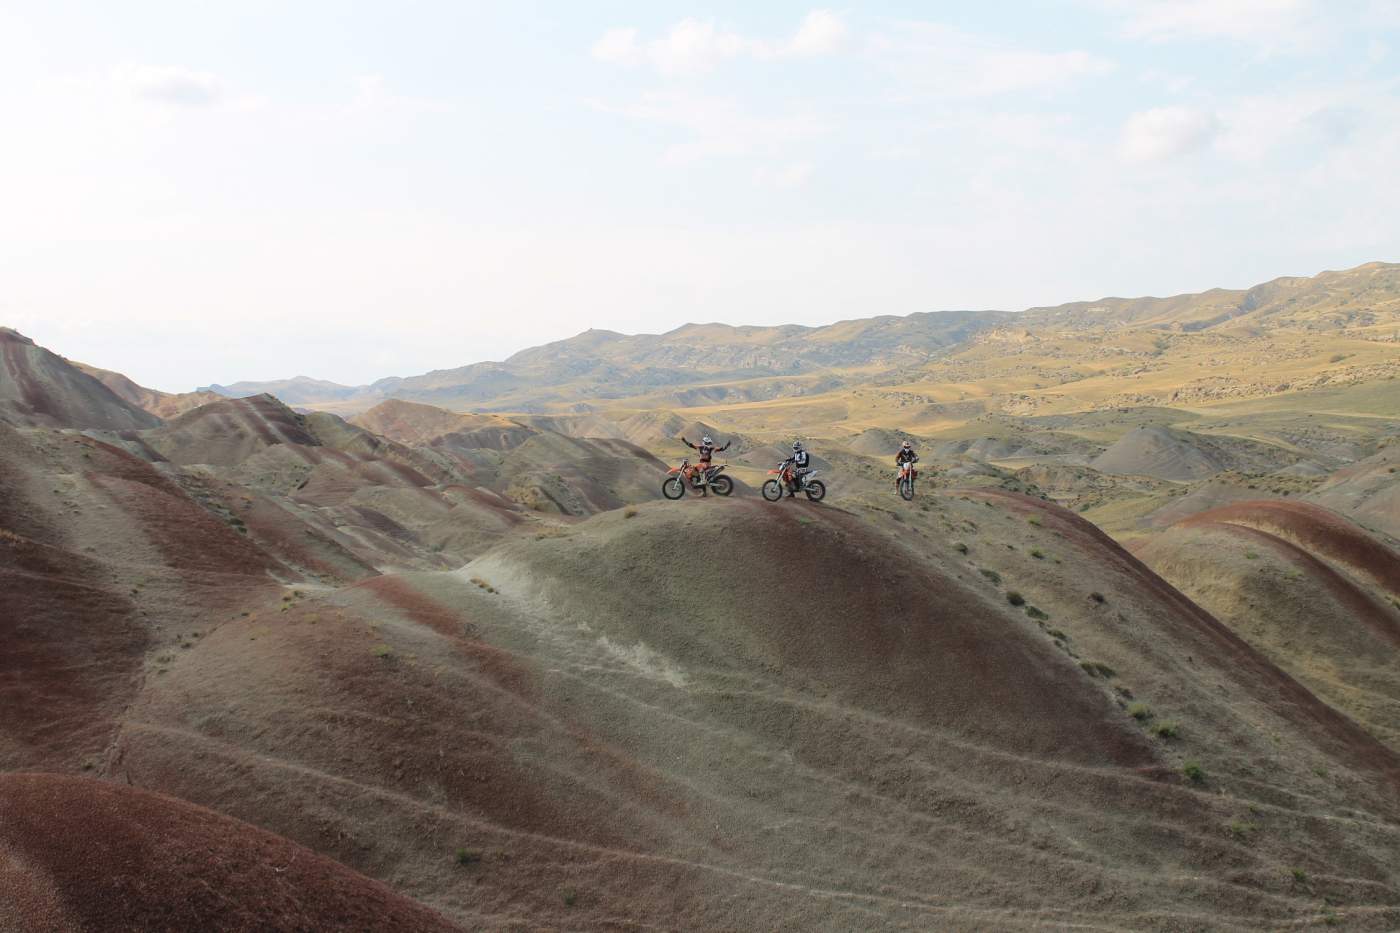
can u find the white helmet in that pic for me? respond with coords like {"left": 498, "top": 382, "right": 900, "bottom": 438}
{"left": 792, "top": 440, "right": 804, "bottom": 451}
{"left": 702, "top": 435, "right": 713, "bottom": 445}
{"left": 901, "top": 439, "right": 912, "bottom": 449}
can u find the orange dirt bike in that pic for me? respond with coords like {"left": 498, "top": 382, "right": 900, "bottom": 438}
{"left": 761, "top": 460, "right": 825, "bottom": 502}
{"left": 897, "top": 461, "right": 918, "bottom": 500}
{"left": 661, "top": 459, "right": 733, "bottom": 499}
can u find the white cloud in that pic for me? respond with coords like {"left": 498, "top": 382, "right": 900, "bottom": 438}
{"left": 350, "top": 75, "right": 451, "bottom": 115}
{"left": 590, "top": 92, "right": 830, "bottom": 164}
{"left": 870, "top": 24, "right": 1114, "bottom": 99}
{"left": 591, "top": 28, "right": 642, "bottom": 65}
{"left": 788, "top": 11, "right": 848, "bottom": 57}
{"left": 1120, "top": 106, "right": 1220, "bottom": 161}
{"left": 591, "top": 10, "right": 847, "bottom": 76}
{"left": 1095, "top": 0, "right": 1323, "bottom": 50}
{"left": 1212, "top": 83, "right": 1389, "bottom": 162}
{"left": 115, "top": 64, "right": 225, "bottom": 107}
{"left": 647, "top": 19, "right": 754, "bottom": 75}
{"left": 773, "top": 161, "right": 814, "bottom": 188}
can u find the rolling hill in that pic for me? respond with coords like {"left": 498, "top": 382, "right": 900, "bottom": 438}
{"left": 197, "top": 262, "right": 1400, "bottom": 421}
{"left": 4, "top": 261, "right": 1400, "bottom": 929}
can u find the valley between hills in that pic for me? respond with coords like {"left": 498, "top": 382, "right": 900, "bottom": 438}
{"left": 3, "top": 261, "right": 1400, "bottom": 930}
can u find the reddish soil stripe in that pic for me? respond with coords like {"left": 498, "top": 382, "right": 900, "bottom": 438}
{"left": 961, "top": 488, "right": 1400, "bottom": 789}
{"left": 1183, "top": 500, "right": 1400, "bottom": 595}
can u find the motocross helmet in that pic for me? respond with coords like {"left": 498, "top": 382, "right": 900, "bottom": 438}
{"left": 792, "top": 440, "right": 804, "bottom": 451}
{"left": 901, "top": 440, "right": 912, "bottom": 449}
{"left": 702, "top": 435, "right": 712, "bottom": 445}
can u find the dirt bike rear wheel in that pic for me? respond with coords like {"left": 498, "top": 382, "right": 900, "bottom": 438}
{"left": 761, "top": 479, "right": 784, "bottom": 502}
{"left": 710, "top": 475, "right": 734, "bottom": 497}
{"left": 804, "top": 480, "right": 826, "bottom": 502}
{"left": 661, "top": 477, "right": 686, "bottom": 500}
{"left": 899, "top": 478, "right": 914, "bottom": 501}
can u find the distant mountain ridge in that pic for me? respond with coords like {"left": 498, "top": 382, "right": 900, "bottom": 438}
{"left": 202, "top": 309, "right": 1010, "bottom": 413}
{"left": 182, "top": 261, "right": 1400, "bottom": 413}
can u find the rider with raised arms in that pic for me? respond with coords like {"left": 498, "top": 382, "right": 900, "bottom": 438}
{"left": 681, "top": 434, "right": 729, "bottom": 496}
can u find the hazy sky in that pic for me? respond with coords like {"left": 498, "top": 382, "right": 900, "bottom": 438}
{"left": 2, "top": 1, "right": 1398, "bottom": 391}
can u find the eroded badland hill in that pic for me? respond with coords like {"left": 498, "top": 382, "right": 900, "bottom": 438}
{"left": 4, "top": 263, "right": 1400, "bottom": 930}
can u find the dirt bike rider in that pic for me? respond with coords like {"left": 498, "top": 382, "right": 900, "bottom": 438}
{"left": 895, "top": 439, "right": 919, "bottom": 484}
{"left": 681, "top": 434, "right": 729, "bottom": 495}
{"left": 784, "top": 440, "right": 812, "bottom": 497}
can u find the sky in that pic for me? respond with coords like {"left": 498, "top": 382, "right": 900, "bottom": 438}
{"left": 1, "top": 1, "right": 1398, "bottom": 391}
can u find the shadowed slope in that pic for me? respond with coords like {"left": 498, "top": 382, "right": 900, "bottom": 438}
{"left": 0, "top": 329, "right": 159, "bottom": 430}
{"left": 958, "top": 489, "right": 1400, "bottom": 792}
{"left": 71, "top": 360, "right": 221, "bottom": 419}
{"left": 145, "top": 394, "right": 322, "bottom": 466}
{"left": 0, "top": 773, "right": 461, "bottom": 933}
{"left": 1139, "top": 500, "right": 1400, "bottom": 751}
{"left": 1307, "top": 444, "right": 1400, "bottom": 540}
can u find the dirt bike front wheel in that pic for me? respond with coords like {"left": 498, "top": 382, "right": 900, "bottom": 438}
{"left": 804, "top": 480, "right": 826, "bottom": 502}
{"left": 661, "top": 477, "right": 686, "bottom": 500}
{"left": 710, "top": 475, "right": 734, "bottom": 497}
{"left": 761, "top": 479, "right": 784, "bottom": 502}
{"left": 899, "top": 478, "right": 914, "bottom": 501}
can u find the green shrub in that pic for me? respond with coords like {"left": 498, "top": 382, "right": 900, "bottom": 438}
{"left": 1080, "top": 661, "right": 1116, "bottom": 679}
{"left": 1006, "top": 591, "right": 1025, "bottom": 606}
{"left": 1089, "top": 591, "right": 1105, "bottom": 603}
{"left": 455, "top": 848, "right": 482, "bottom": 866}
{"left": 1227, "top": 819, "right": 1258, "bottom": 840}
{"left": 1183, "top": 760, "right": 1205, "bottom": 783}
{"left": 1025, "top": 606, "right": 1049, "bottom": 621}
{"left": 1127, "top": 702, "right": 1152, "bottom": 721}
{"left": 371, "top": 644, "right": 393, "bottom": 659}
{"left": 1030, "top": 548, "right": 1045, "bottom": 559}
{"left": 979, "top": 568, "right": 1001, "bottom": 585}
{"left": 1151, "top": 720, "right": 1179, "bottom": 739}
{"left": 954, "top": 542, "right": 969, "bottom": 554}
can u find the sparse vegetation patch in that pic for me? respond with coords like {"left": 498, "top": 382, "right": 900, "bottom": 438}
{"left": 1227, "top": 819, "right": 1258, "bottom": 840}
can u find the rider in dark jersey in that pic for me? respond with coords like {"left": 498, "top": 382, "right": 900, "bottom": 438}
{"left": 787, "top": 440, "right": 811, "bottom": 496}
{"left": 895, "top": 438, "right": 918, "bottom": 472}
